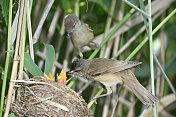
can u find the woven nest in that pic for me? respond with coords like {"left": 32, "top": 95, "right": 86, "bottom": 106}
{"left": 10, "top": 76, "right": 89, "bottom": 117}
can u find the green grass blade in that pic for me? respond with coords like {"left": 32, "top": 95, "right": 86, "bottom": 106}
{"left": 154, "top": 55, "right": 176, "bottom": 96}
{"left": 0, "top": 0, "right": 12, "bottom": 116}
{"left": 88, "top": 88, "right": 104, "bottom": 108}
{"left": 126, "top": 8, "right": 176, "bottom": 61}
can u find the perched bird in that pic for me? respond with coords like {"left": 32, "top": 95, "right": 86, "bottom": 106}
{"left": 67, "top": 58, "right": 159, "bottom": 105}
{"left": 64, "top": 14, "right": 99, "bottom": 58}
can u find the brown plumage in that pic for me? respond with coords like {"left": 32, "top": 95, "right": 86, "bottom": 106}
{"left": 67, "top": 58, "right": 159, "bottom": 105}
{"left": 64, "top": 14, "right": 99, "bottom": 58}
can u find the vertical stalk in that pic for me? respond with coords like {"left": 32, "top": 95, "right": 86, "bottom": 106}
{"left": 17, "top": 1, "right": 27, "bottom": 99}
{"left": 0, "top": 0, "right": 13, "bottom": 116}
{"left": 27, "top": 0, "right": 34, "bottom": 61}
{"left": 4, "top": 0, "right": 25, "bottom": 116}
{"left": 74, "top": 0, "right": 80, "bottom": 17}
{"left": 148, "top": 0, "right": 157, "bottom": 116}
{"left": 18, "top": 1, "right": 26, "bottom": 81}
{"left": 100, "top": 0, "right": 116, "bottom": 58}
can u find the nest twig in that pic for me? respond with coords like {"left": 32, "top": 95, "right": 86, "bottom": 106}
{"left": 10, "top": 76, "right": 89, "bottom": 117}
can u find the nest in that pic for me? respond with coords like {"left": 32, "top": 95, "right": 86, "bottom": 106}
{"left": 10, "top": 76, "right": 89, "bottom": 117}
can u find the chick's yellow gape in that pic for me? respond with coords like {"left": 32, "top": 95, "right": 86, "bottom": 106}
{"left": 67, "top": 58, "right": 159, "bottom": 105}
{"left": 64, "top": 14, "right": 99, "bottom": 58}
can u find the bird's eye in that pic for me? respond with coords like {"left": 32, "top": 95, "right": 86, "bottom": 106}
{"left": 73, "top": 23, "right": 76, "bottom": 28}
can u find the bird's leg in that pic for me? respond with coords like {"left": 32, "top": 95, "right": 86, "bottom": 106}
{"left": 92, "top": 86, "right": 112, "bottom": 104}
{"left": 76, "top": 47, "right": 83, "bottom": 58}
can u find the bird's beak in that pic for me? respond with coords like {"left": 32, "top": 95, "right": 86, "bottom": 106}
{"left": 66, "top": 32, "right": 71, "bottom": 39}
{"left": 66, "top": 71, "right": 73, "bottom": 75}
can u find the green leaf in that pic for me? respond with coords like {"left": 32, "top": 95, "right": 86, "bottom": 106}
{"left": 44, "top": 44, "right": 55, "bottom": 75}
{"left": 0, "top": 0, "right": 9, "bottom": 25}
{"left": 24, "top": 53, "right": 43, "bottom": 76}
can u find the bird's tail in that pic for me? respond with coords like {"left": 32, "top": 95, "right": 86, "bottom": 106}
{"left": 121, "top": 70, "right": 159, "bottom": 105}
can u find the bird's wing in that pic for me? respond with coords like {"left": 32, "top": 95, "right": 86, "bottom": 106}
{"left": 84, "top": 23, "right": 93, "bottom": 32}
{"left": 87, "top": 58, "right": 142, "bottom": 76}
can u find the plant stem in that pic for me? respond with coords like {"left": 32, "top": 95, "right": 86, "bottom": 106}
{"left": 99, "top": 0, "right": 116, "bottom": 58}
{"left": 139, "top": 105, "right": 150, "bottom": 117}
{"left": 26, "top": 0, "right": 34, "bottom": 61}
{"left": 148, "top": 0, "right": 157, "bottom": 116}
{"left": 4, "top": 0, "right": 25, "bottom": 116}
{"left": 74, "top": 0, "right": 80, "bottom": 17}
{"left": 88, "top": 88, "right": 104, "bottom": 108}
{"left": 0, "top": 0, "right": 13, "bottom": 116}
{"left": 126, "top": 8, "right": 176, "bottom": 61}
{"left": 123, "top": 0, "right": 150, "bottom": 18}
{"left": 154, "top": 55, "right": 176, "bottom": 96}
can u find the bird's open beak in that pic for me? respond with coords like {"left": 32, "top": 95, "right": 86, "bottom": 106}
{"left": 66, "top": 71, "right": 73, "bottom": 75}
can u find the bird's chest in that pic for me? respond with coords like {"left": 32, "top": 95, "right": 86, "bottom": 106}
{"left": 93, "top": 73, "right": 123, "bottom": 87}
{"left": 71, "top": 26, "right": 94, "bottom": 47}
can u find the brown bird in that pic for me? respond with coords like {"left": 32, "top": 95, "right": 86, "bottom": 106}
{"left": 64, "top": 14, "right": 99, "bottom": 58}
{"left": 67, "top": 58, "right": 159, "bottom": 105}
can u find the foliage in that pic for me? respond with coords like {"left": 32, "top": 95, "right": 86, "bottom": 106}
{"left": 0, "top": 0, "right": 176, "bottom": 116}
{"left": 0, "top": 0, "right": 9, "bottom": 25}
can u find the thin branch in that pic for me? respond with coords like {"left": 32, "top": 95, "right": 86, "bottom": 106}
{"left": 139, "top": 105, "right": 150, "bottom": 117}
{"left": 36, "top": 51, "right": 66, "bottom": 70}
{"left": 122, "top": 0, "right": 150, "bottom": 18}
{"left": 154, "top": 55, "right": 176, "bottom": 96}
{"left": 45, "top": 6, "right": 61, "bottom": 43}
{"left": 113, "top": 8, "right": 166, "bottom": 58}
{"left": 112, "top": 0, "right": 123, "bottom": 56}
{"left": 148, "top": 0, "right": 157, "bottom": 116}
{"left": 100, "top": 0, "right": 116, "bottom": 58}
{"left": 93, "top": 0, "right": 175, "bottom": 46}
{"left": 18, "top": 0, "right": 26, "bottom": 81}
{"left": 126, "top": 8, "right": 176, "bottom": 61}
{"left": 26, "top": 0, "right": 34, "bottom": 61}
{"left": 33, "top": 0, "right": 54, "bottom": 44}
{"left": 4, "top": 0, "right": 25, "bottom": 116}
{"left": 113, "top": 25, "right": 146, "bottom": 58}
{"left": 0, "top": 0, "right": 13, "bottom": 116}
{"left": 77, "top": 81, "right": 92, "bottom": 95}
